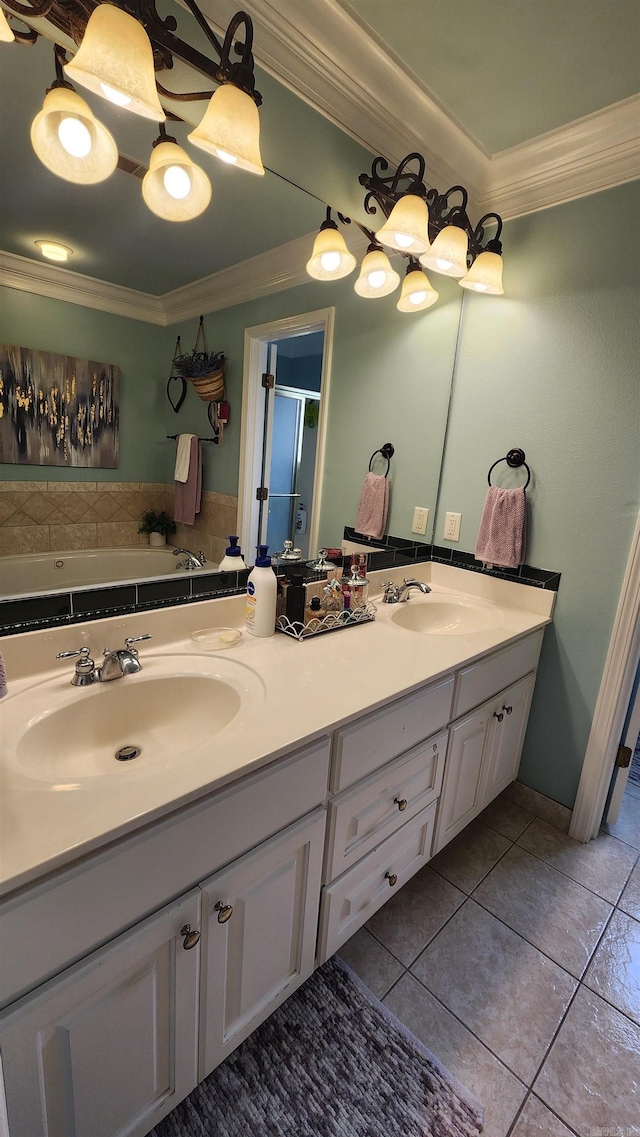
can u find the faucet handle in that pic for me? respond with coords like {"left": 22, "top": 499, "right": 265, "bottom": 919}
{"left": 124, "top": 634, "right": 153, "bottom": 650}
{"left": 56, "top": 646, "right": 91, "bottom": 661}
{"left": 198, "top": 551, "right": 207, "bottom": 564}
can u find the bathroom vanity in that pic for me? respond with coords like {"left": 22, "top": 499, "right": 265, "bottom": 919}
{"left": 0, "top": 564, "right": 554, "bottom": 1137}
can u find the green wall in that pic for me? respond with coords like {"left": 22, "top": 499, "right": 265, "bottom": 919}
{"left": 0, "top": 287, "right": 168, "bottom": 483}
{"left": 434, "top": 181, "right": 640, "bottom": 807}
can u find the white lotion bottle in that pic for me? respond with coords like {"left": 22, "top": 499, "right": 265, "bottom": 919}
{"left": 218, "top": 535, "right": 247, "bottom": 571}
{"left": 246, "top": 545, "right": 277, "bottom": 637}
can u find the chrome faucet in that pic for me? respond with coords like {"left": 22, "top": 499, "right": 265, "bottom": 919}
{"left": 56, "top": 635, "right": 152, "bottom": 685}
{"left": 173, "top": 547, "right": 206, "bottom": 570}
{"left": 382, "top": 578, "right": 432, "bottom": 604}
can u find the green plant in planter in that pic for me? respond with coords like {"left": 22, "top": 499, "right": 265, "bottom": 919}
{"left": 138, "top": 509, "right": 177, "bottom": 538}
{"left": 173, "top": 348, "right": 226, "bottom": 378}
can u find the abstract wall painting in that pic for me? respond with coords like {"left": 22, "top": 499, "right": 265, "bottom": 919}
{"left": 0, "top": 344, "right": 120, "bottom": 468}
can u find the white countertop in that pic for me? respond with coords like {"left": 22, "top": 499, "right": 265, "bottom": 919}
{"left": 0, "top": 562, "right": 555, "bottom": 898}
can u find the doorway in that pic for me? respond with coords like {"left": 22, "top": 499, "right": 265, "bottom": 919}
{"left": 237, "top": 309, "right": 334, "bottom": 563}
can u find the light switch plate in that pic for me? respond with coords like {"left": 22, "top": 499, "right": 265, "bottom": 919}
{"left": 412, "top": 506, "right": 429, "bottom": 535}
{"left": 444, "top": 511, "right": 461, "bottom": 541}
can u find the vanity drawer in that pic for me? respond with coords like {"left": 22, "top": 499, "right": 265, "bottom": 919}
{"left": 330, "top": 676, "right": 454, "bottom": 792}
{"left": 324, "top": 730, "right": 446, "bottom": 882}
{"left": 317, "top": 802, "right": 436, "bottom": 964}
{"left": 0, "top": 737, "right": 330, "bottom": 1009}
{"left": 452, "top": 630, "right": 543, "bottom": 719}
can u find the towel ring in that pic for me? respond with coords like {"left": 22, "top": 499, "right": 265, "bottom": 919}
{"left": 487, "top": 448, "right": 531, "bottom": 489}
{"left": 369, "top": 442, "right": 394, "bottom": 476}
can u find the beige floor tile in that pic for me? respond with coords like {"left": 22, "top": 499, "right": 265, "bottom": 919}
{"left": 584, "top": 908, "right": 640, "bottom": 1025}
{"left": 336, "top": 928, "right": 404, "bottom": 999}
{"left": 411, "top": 900, "right": 576, "bottom": 1083}
{"left": 501, "top": 783, "right": 572, "bottom": 833}
{"left": 366, "top": 865, "right": 466, "bottom": 966}
{"left": 535, "top": 987, "right": 640, "bottom": 1135}
{"left": 618, "top": 860, "right": 640, "bottom": 920}
{"left": 518, "top": 818, "right": 638, "bottom": 902}
{"left": 429, "top": 820, "right": 511, "bottom": 894}
{"left": 384, "top": 973, "right": 527, "bottom": 1137}
{"left": 602, "top": 790, "right": 640, "bottom": 851}
{"left": 474, "top": 845, "right": 612, "bottom": 977}
{"left": 510, "top": 1095, "right": 576, "bottom": 1136}
{"left": 478, "top": 796, "right": 534, "bottom": 842}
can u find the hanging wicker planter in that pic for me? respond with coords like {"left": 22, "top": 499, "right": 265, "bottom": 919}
{"left": 173, "top": 316, "right": 226, "bottom": 404}
{"left": 186, "top": 367, "right": 225, "bottom": 402}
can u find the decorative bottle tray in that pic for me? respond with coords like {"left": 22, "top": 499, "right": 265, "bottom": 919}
{"left": 276, "top": 603, "right": 377, "bottom": 641}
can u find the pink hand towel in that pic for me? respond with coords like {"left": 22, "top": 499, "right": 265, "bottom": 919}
{"left": 475, "top": 486, "right": 527, "bottom": 569}
{"left": 355, "top": 472, "right": 389, "bottom": 540}
{"left": 0, "top": 651, "right": 7, "bottom": 698}
{"left": 174, "top": 436, "right": 202, "bottom": 525}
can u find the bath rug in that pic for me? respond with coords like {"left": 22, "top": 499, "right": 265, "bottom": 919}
{"left": 149, "top": 955, "right": 484, "bottom": 1137}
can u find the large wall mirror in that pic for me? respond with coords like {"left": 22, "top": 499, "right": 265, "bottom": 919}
{"left": 0, "top": 15, "right": 463, "bottom": 614}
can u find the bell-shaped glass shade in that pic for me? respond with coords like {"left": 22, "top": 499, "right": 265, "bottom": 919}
{"left": 354, "top": 246, "right": 400, "bottom": 298}
{"left": 375, "top": 195, "right": 430, "bottom": 256}
{"left": 459, "top": 250, "right": 504, "bottom": 294}
{"left": 30, "top": 86, "right": 118, "bottom": 184}
{"left": 188, "top": 83, "right": 264, "bottom": 175}
{"left": 64, "top": 4, "right": 165, "bottom": 121}
{"left": 420, "top": 225, "right": 468, "bottom": 277}
{"left": 306, "top": 224, "right": 356, "bottom": 280}
{"left": 396, "top": 266, "right": 439, "bottom": 313}
{"left": 0, "top": 7, "right": 15, "bottom": 41}
{"left": 142, "top": 141, "right": 211, "bottom": 221}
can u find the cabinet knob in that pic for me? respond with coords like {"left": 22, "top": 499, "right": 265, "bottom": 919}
{"left": 214, "top": 901, "right": 234, "bottom": 924}
{"left": 179, "top": 923, "right": 201, "bottom": 949}
{"left": 493, "top": 710, "right": 504, "bottom": 722}
{"left": 503, "top": 704, "right": 513, "bottom": 715}
{"left": 393, "top": 796, "right": 408, "bottom": 812}
{"left": 385, "top": 871, "right": 398, "bottom": 887}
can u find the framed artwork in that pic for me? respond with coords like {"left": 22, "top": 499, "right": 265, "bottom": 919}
{"left": 0, "top": 343, "right": 120, "bottom": 468}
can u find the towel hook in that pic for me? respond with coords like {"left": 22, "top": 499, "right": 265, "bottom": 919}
{"left": 487, "top": 448, "right": 531, "bottom": 489}
{"left": 369, "top": 442, "right": 394, "bottom": 476}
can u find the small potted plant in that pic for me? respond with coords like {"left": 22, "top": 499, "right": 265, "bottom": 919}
{"left": 138, "top": 509, "right": 176, "bottom": 547}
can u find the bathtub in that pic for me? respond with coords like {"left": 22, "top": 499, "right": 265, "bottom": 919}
{"left": 0, "top": 546, "right": 216, "bottom": 600}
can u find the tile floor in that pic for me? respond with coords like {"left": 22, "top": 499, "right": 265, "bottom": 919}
{"left": 338, "top": 784, "right": 640, "bottom": 1137}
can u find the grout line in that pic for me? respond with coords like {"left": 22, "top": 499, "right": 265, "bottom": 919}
{"left": 512, "top": 834, "right": 639, "bottom": 905}
{"left": 468, "top": 891, "right": 597, "bottom": 983}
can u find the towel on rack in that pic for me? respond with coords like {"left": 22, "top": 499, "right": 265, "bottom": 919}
{"left": 475, "top": 485, "right": 527, "bottom": 569}
{"left": 0, "top": 652, "right": 7, "bottom": 698}
{"left": 355, "top": 472, "right": 389, "bottom": 540}
{"left": 174, "top": 433, "right": 196, "bottom": 483}
{"left": 174, "top": 436, "right": 202, "bottom": 525}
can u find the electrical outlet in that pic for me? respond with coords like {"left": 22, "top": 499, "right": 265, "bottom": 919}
{"left": 411, "top": 506, "right": 429, "bottom": 535}
{"left": 444, "top": 511, "right": 461, "bottom": 541}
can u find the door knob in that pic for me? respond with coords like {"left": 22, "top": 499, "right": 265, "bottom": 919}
{"left": 214, "top": 900, "right": 234, "bottom": 924}
{"left": 179, "top": 923, "right": 200, "bottom": 949}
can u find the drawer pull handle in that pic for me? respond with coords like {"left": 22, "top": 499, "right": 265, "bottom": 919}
{"left": 385, "top": 872, "right": 398, "bottom": 887}
{"left": 179, "top": 924, "right": 201, "bottom": 950}
{"left": 215, "top": 901, "right": 234, "bottom": 924}
{"left": 503, "top": 704, "right": 513, "bottom": 715}
{"left": 493, "top": 710, "right": 504, "bottom": 722}
{"left": 394, "top": 797, "right": 408, "bottom": 812}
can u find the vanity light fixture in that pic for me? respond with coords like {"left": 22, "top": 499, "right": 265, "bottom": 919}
{"left": 35, "top": 240, "right": 73, "bottom": 262}
{"left": 0, "top": 6, "right": 15, "bottom": 41}
{"left": 459, "top": 247, "right": 504, "bottom": 294}
{"left": 3, "top": 0, "right": 263, "bottom": 217}
{"left": 142, "top": 125, "right": 211, "bottom": 221}
{"left": 420, "top": 223, "right": 468, "bottom": 278}
{"left": 396, "top": 260, "right": 439, "bottom": 312}
{"left": 354, "top": 243, "right": 400, "bottom": 298}
{"left": 374, "top": 192, "right": 430, "bottom": 257}
{"left": 306, "top": 209, "right": 357, "bottom": 281}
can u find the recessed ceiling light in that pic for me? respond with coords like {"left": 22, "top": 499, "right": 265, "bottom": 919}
{"left": 35, "top": 240, "right": 74, "bottom": 263}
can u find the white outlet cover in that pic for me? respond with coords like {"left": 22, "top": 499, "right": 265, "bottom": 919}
{"left": 411, "top": 506, "right": 429, "bottom": 535}
{"left": 444, "top": 511, "right": 461, "bottom": 541}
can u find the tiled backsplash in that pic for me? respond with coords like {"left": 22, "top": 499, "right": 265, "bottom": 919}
{"left": 0, "top": 482, "right": 238, "bottom": 561}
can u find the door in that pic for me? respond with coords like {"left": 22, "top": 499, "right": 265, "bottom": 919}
{"left": 605, "top": 661, "right": 640, "bottom": 824}
{"left": 481, "top": 673, "right": 536, "bottom": 806}
{"left": 198, "top": 809, "right": 325, "bottom": 1081}
{"left": 433, "top": 702, "right": 493, "bottom": 854}
{"left": 0, "top": 891, "right": 200, "bottom": 1137}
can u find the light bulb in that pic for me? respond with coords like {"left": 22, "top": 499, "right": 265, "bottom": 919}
{"left": 35, "top": 240, "right": 73, "bottom": 262}
{"left": 100, "top": 82, "right": 132, "bottom": 107}
{"left": 215, "top": 148, "right": 238, "bottom": 164}
{"left": 394, "top": 233, "right": 414, "bottom": 249}
{"left": 473, "top": 283, "right": 488, "bottom": 292}
{"left": 410, "top": 291, "right": 427, "bottom": 305}
{"left": 320, "top": 251, "right": 342, "bottom": 273}
{"left": 367, "top": 270, "right": 387, "bottom": 290}
{"left": 57, "top": 116, "right": 92, "bottom": 158}
{"left": 163, "top": 165, "right": 191, "bottom": 200}
{"left": 436, "top": 258, "right": 453, "bottom": 271}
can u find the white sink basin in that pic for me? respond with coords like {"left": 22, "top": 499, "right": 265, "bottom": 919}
{"left": 2, "top": 653, "right": 265, "bottom": 787}
{"left": 391, "top": 595, "right": 503, "bottom": 636}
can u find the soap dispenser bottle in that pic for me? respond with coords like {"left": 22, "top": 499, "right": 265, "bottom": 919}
{"left": 246, "top": 545, "right": 277, "bottom": 638}
{"left": 218, "top": 535, "right": 247, "bottom": 571}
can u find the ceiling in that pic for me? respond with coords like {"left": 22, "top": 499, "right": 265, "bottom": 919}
{"left": 0, "top": 0, "right": 638, "bottom": 302}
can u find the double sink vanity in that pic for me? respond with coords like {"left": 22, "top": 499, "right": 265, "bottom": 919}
{"left": 0, "top": 561, "right": 555, "bottom": 1137}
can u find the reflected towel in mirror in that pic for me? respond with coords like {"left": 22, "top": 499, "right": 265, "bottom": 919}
{"left": 174, "top": 437, "right": 202, "bottom": 525}
{"left": 0, "top": 652, "right": 7, "bottom": 698}
{"left": 355, "top": 472, "right": 389, "bottom": 540}
{"left": 174, "top": 433, "right": 196, "bottom": 482}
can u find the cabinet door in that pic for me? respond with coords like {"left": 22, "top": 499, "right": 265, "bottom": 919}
{"left": 0, "top": 891, "right": 200, "bottom": 1137}
{"left": 433, "top": 702, "right": 492, "bottom": 854}
{"left": 199, "top": 809, "right": 325, "bottom": 1081}
{"left": 481, "top": 673, "right": 536, "bottom": 806}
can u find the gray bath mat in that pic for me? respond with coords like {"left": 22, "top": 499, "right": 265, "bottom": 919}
{"left": 150, "top": 955, "right": 484, "bottom": 1137}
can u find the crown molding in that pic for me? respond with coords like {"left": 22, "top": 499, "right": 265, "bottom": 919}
{"left": 0, "top": 250, "right": 165, "bottom": 325}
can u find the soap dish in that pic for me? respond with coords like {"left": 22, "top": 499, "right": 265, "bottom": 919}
{"left": 190, "top": 627, "right": 242, "bottom": 651}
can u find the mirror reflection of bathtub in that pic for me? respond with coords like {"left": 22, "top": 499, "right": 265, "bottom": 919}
{"left": 0, "top": 547, "right": 214, "bottom": 600}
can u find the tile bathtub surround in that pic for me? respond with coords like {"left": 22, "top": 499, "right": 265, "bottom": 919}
{"left": 164, "top": 485, "right": 238, "bottom": 566}
{"left": 339, "top": 784, "right": 640, "bottom": 1137}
